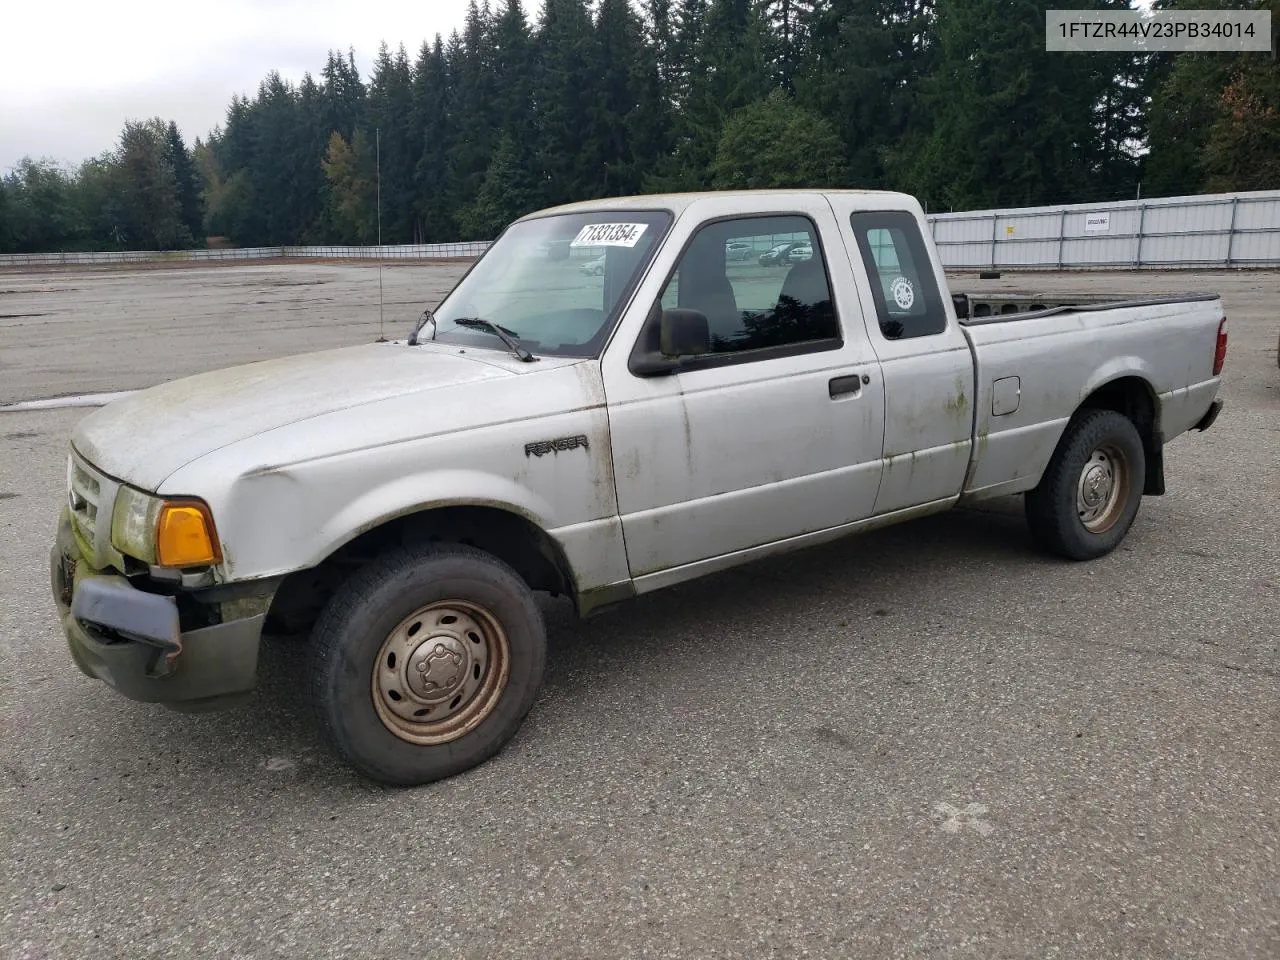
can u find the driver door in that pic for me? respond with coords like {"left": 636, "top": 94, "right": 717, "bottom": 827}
{"left": 600, "top": 196, "right": 887, "bottom": 585}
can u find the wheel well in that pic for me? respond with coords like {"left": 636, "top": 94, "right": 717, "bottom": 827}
{"left": 265, "top": 506, "right": 576, "bottom": 637}
{"left": 1078, "top": 376, "right": 1164, "bottom": 495}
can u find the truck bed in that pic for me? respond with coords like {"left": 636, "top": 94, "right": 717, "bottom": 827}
{"left": 954, "top": 291, "right": 1220, "bottom": 322}
{"left": 956, "top": 293, "right": 1225, "bottom": 502}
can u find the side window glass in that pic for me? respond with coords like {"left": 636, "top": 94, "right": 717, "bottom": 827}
{"left": 656, "top": 215, "right": 839, "bottom": 355}
{"left": 850, "top": 211, "right": 947, "bottom": 340}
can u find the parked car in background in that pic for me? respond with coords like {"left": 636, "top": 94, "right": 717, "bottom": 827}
{"left": 579, "top": 254, "right": 605, "bottom": 276}
{"left": 758, "top": 240, "right": 812, "bottom": 266}
{"left": 725, "top": 240, "right": 753, "bottom": 261}
{"left": 539, "top": 239, "right": 571, "bottom": 261}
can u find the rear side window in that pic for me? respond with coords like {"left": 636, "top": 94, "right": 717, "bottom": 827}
{"left": 849, "top": 211, "right": 947, "bottom": 340}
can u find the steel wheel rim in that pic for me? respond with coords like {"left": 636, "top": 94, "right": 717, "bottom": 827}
{"left": 1076, "top": 443, "right": 1130, "bottom": 533}
{"left": 371, "top": 600, "right": 511, "bottom": 745}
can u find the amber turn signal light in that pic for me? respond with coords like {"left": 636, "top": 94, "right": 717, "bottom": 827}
{"left": 156, "top": 501, "right": 222, "bottom": 567}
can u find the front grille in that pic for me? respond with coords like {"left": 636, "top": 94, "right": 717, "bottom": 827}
{"left": 69, "top": 459, "right": 101, "bottom": 547}
{"left": 66, "top": 449, "right": 120, "bottom": 570}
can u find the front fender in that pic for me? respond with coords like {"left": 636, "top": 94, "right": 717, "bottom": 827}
{"left": 208, "top": 466, "right": 559, "bottom": 580}
{"left": 309, "top": 468, "right": 559, "bottom": 569}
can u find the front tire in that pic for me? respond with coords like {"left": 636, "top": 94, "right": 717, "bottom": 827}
{"left": 1025, "top": 409, "right": 1146, "bottom": 561}
{"left": 309, "top": 543, "right": 546, "bottom": 786}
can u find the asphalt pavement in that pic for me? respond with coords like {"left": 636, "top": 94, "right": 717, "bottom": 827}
{"left": 1, "top": 264, "right": 1277, "bottom": 959}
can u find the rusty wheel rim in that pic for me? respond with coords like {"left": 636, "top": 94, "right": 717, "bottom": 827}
{"left": 371, "top": 600, "right": 511, "bottom": 746}
{"left": 1076, "top": 443, "right": 1130, "bottom": 534}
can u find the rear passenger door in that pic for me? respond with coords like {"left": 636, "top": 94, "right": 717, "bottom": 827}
{"left": 829, "top": 202, "right": 974, "bottom": 514}
{"left": 601, "top": 197, "right": 886, "bottom": 583}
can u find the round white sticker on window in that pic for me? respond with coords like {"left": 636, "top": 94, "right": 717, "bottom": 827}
{"left": 891, "top": 276, "right": 915, "bottom": 310}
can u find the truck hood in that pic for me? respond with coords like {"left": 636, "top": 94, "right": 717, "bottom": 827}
{"left": 72, "top": 342, "right": 576, "bottom": 490}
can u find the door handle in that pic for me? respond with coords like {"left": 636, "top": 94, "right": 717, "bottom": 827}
{"left": 829, "top": 374, "right": 867, "bottom": 398}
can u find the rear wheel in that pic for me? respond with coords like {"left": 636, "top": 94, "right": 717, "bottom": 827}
{"left": 1025, "top": 409, "right": 1146, "bottom": 560}
{"left": 309, "top": 543, "right": 546, "bottom": 786}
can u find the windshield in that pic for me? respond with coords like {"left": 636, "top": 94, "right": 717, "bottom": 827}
{"left": 426, "top": 210, "right": 673, "bottom": 358}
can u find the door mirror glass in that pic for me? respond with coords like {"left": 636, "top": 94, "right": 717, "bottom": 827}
{"left": 660, "top": 308, "right": 711, "bottom": 357}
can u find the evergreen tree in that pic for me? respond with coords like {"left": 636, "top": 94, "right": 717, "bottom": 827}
{"left": 321, "top": 130, "right": 377, "bottom": 243}
{"left": 320, "top": 48, "right": 366, "bottom": 143}
{"left": 457, "top": 133, "right": 543, "bottom": 237}
{"left": 164, "top": 122, "right": 204, "bottom": 242}
{"left": 762, "top": 0, "right": 816, "bottom": 93}
{"left": 0, "top": 178, "right": 14, "bottom": 253}
{"left": 1201, "top": 57, "right": 1280, "bottom": 192}
{"left": 891, "top": 0, "right": 1137, "bottom": 210}
{"left": 1, "top": 160, "right": 85, "bottom": 252}
{"left": 796, "top": 0, "right": 933, "bottom": 189}
{"left": 364, "top": 43, "right": 418, "bottom": 242}
{"left": 295, "top": 71, "right": 332, "bottom": 242}
{"left": 491, "top": 0, "right": 536, "bottom": 139}
{"left": 448, "top": 2, "right": 500, "bottom": 215}
{"left": 642, "top": 0, "right": 676, "bottom": 94}
{"left": 590, "top": 0, "right": 668, "bottom": 196}
{"left": 1144, "top": 0, "right": 1280, "bottom": 196}
{"left": 247, "top": 72, "right": 306, "bottom": 244}
{"left": 412, "top": 35, "right": 456, "bottom": 242}
{"left": 709, "top": 89, "right": 848, "bottom": 188}
{"left": 117, "top": 118, "right": 186, "bottom": 249}
{"left": 648, "top": 0, "right": 771, "bottom": 190}
{"left": 10, "top": 0, "right": 1270, "bottom": 252}
{"left": 205, "top": 95, "right": 265, "bottom": 242}
{"left": 76, "top": 154, "right": 128, "bottom": 248}
{"left": 534, "top": 0, "right": 598, "bottom": 205}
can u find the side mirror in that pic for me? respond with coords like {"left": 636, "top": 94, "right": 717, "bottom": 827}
{"left": 659, "top": 308, "right": 710, "bottom": 357}
{"left": 629, "top": 305, "right": 712, "bottom": 376}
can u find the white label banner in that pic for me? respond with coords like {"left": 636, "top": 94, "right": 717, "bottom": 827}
{"left": 570, "top": 223, "right": 648, "bottom": 248}
{"left": 1084, "top": 213, "right": 1111, "bottom": 233}
{"left": 1046, "top": 10, "right": 1273, "bottom": 52}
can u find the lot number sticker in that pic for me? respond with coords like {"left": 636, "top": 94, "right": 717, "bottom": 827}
{"left": 570, "top": 223, "right": 648, "bottom": 248}
{"left": 891, "top": 276, "right": 915, "bottom": 310}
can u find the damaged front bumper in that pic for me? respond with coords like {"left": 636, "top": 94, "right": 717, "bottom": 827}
{"left": 51, "top": 508, "right": 267, "bottom": 712}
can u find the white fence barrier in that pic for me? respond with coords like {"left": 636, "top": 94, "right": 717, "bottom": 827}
{"left": 3, "top": 190, "right": 1278, "bottom": 270}
{"left": 0, "top": 241, "right": 491, "bottom": 267}
{"left": 925, "top": 190, "right": 1280, "bottom": 270}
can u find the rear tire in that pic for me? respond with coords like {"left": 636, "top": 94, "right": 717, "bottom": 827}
{"left": 309, "top": 543, "right": 546, "bottom": 786}
{"left": 1025, "top": 409, "right": 1146, "bottom": 561}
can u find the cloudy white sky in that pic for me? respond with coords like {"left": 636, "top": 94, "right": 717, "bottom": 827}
{"left": 1, "top": 0, "right": 487, "bottom": 171}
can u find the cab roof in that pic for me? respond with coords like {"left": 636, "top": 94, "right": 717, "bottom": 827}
{"left": 519, "top": 188, "right": 921, "bottom": 222}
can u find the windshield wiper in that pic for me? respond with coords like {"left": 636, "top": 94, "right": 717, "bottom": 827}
{"left": 407, "top": 307, "right": 436, "bottom": 346}
{"left": 453, "top": 317, "right": 538, "bottom": 362}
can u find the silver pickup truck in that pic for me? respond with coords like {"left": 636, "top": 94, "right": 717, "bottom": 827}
{"left": 51, "top": 189, "right": 1226, "bottom": 785}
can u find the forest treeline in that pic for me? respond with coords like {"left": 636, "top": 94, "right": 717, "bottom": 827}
{"left": 2, "top": 0, "right": 1277, "bottom": 253}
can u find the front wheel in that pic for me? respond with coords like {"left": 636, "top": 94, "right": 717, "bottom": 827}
{"left": 1025, "top": 409, "right": 1146, "bottom": 561}
{"left": 309, "top": 543, "right": 546, "bottom": 785}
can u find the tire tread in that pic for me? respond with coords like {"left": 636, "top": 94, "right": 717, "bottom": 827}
{"left": 307, "top": 542, "right": 545, "bottom": 786}
{"left": 1025, "top": 408, "right": 1146, "bottom": 561}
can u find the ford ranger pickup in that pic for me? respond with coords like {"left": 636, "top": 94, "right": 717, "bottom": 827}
{"left": 50, "top": 189, "right": 1227, "bottom": 785}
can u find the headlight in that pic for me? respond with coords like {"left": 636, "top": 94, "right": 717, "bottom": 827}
{"left": 111, "top": 487, "right": 221, "bottom": 567}
{"left": 111, "top": 486, "right": 162, "bottom": 562}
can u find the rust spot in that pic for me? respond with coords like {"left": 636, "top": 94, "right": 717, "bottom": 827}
{"left": 944, "top": 376, "right": 970, "bottom": 416}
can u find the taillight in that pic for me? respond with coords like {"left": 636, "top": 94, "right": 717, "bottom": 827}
{"left": 1213, "top": 317, "right": 1227, "bottom": 375}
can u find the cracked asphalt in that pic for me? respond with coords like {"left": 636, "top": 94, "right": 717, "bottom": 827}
{"left": 2, "top": 263, "right": 1278, "bottom": 958}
